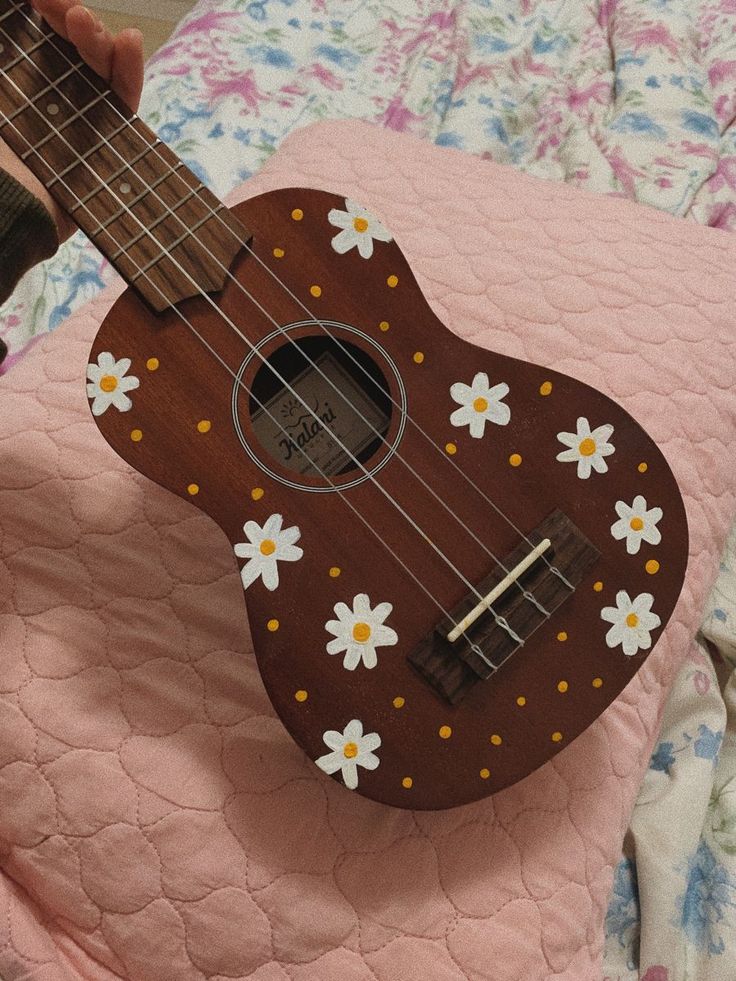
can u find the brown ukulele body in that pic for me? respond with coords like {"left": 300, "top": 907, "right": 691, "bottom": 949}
{"left": 88, "top": 187, "right": 688, "bottom": 809}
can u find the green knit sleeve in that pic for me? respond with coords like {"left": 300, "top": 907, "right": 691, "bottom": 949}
{"left": 0, "top": 167, "right": 59, "bottom": 309}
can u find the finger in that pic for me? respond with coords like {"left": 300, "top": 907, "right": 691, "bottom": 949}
{"left": 65, "top": 5, "right": 115, "bottom": 83}
{"left": 110, "top": 28, "right": 144, "bottom": 110}
{"left": 29, "top": 0, "right": 82, "bottom": 41}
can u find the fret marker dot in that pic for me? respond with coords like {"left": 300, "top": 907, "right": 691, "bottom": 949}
{"left": 295, "top": 689, "right": 308, "bottom": 702}
{"left": 47, "top": 103, "right": 59, "bottom": 116}
{"left": 251, "top": 487, "right": 265, "bottom": 501}
{"left": 490, "top": 734, "right": 502, "bottom": 746}
{"left": 379, "top": 321, "right": 390, "bottom": 332}
{"left": 593, "top": 580, "right": 604, "bottom": 592}
{"left": 197, "top": 420, "right": 211, "bottom": 434}
{"left": 638, "top": 462, "right": 648, "bottom": 473}
{"left": 393, "top": 696, "right": 405, "bottom": 709}
{"left": 387, "top": 275, "right": 399, "bottom": 288}
{"left": 516, "top": 696, "right": 526, "bottom": 706}
{"left": 329, "top": 566, "right": 341, "bottom": 578}
{"left": 552, "top": 731, "right": 563, "bottom": 742}
{"left": 291, "top": 208, "right": 303, "bottom": 221}
{"left": 402, "top": 777, "right": 413, "bottom": 789}
{"left": 593, "top": 677, "right": 604, "bottom": 688}
{"left": 480, "top": 768, "right": 490, "bottom": 780}
{"left": 273, "top": 247, "right": 285, "bottom": 258}
{"left": 267, "top": 619, "right": 279, "bottom": 632}
{"left": 509, "top": 453, "right": 522, "bottom": 467}
{"left": 146, "top": 357, "right": 159, "bottom": 371}
{"left": 646, "top": 559, "right": 660, "bottom": 575}
{"left": 130, "top": 429, "right": 143, "bottom": 442}
{"left": 557, "top": 680, "right": 568, "bottom": 693}
{"left": 120, "top": 182, "right": 131, "bottom": 195}
{"left": 540, "top": 381, "right": 553, "bottom": 396}
{"left": 439, "top": 725, "right": 452, "bottom": 739}
{"left": 557, "top": 631, "right": 568, "bottom": 642}
{"left": 310, "top": 285, "right": 322, "bottom": 298}
{"left": 187, "top": 483, "right": 199, "bottom": 496}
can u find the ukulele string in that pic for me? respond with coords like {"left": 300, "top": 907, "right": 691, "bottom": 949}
{"left": 2, "top": 11, "right": 545, "bottom": 639}
{"left": 11, "top": 4, "right": 560, "bottom": 617}
{"left": 0, "top": 45, "right": 525, "bottom": 659}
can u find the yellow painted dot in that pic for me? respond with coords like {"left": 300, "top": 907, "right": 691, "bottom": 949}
{"left": 273, "top": 247, "right": 285, "bottom": 258}
{"left": 251, "top": 487, "right": 265, "bottom": 501}
{"left": 592, "top": 677, "right": 604, "bottom": 688}
{"left": 329, "top": 566, "right": 341, "bottom": 578}
{"left": 473, "top": 396, "right": 489, "bottom": 413}
{"left": 387, "top": 274, "right": 399, "bottom": 288}
{"left": 593, "top": 580, "right": 604, "bottom": 592}
{"left": 626, "top": 612, "right": 639, "bottom": 628}
{"left": 393, "top": 696, "right": 405, "bottom": 709}
{"left": 295, "top": 689, "right": 308, "bottom": 702}
{"left": 445, "top": 442, "right": 457, "bottom": 455}
{"left": 413, "top": 351, "right": 425, "bottom": 364}
{"left": 353, "top": 216, "right": 369, "bottom": 233}
{"left": 480, "top": 768, "right": 490, "bottom": 780}
{"left": 630, "top": 517, "right": 644, "bottom": 531}
{"left": 402, "top": 776, "right": 413, "bottom": 789}
{"left": 379, "top": 320, "right": 390, "bottom": 332}
{"left": 187, "top": 483, "right": 199, "bottom": 496}
{"left": 130, "top": 428, "right": 143, "bottom": 442}
{"left": 267, "top": 618, "right": 279, "bottom": 632}
{"left": 352, "top": 622, "right": 371, "bottom": 643}
{"left": 646, "top": 559, "right": 660, "bottom": 575}
{"left": 509, "top": 453, "right": 522, "bottom": 467}
{"left": 146, "top": 357, "right": 159, "bottom": 371}
{"left": 99, "top": 375, "right": 118, "bottom": 393}
{"left": 490, "top": 734, "right": 502, "bottom": 746}
{"left": 552, "top": 731, "right": 563, "bottom": 743}
{"left": 557, "top": 680, "right": 569, "bottom": 693}
{"left": 557, "top": 631, "right": 568, "bottom": 642}
{"left": 516, "top": 696, "right": 526, "bottom": 707}
{"left": 579, "top": 437, "right": 597, "bottom": 457}
{"left": 291, "top": 208, "right": 303, "bottom": 221}
{"left": 197, "top": 419, "right": 211, "bottom": 433}
{"left": 439, "top": 725, "right": 452, "bottom": 739}
{"left": 540, "top": 381, "right": 553, "bottom": 396}
{"left": 343, "top": 742, "right": 358, "bottom": 759}
{"left": 638, "top": 462, "right": 648, "bottom": 473}
{"left": 260, "top": 539, "right": 276, "bottom": 556}
{"left": 310, "top": 285, "right": 322, "bottom": 298}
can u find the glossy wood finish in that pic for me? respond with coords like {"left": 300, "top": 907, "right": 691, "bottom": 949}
{"left": 88, "top": 186, "right": 689, "bottom": 809}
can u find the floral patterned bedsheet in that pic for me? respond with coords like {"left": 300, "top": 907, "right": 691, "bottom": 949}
{"left": 1, "top": 0, "right": 736, "bottom": 976}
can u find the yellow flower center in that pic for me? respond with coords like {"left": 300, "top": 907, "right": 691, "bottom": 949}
{"left": 343, "top": 741, "right": 358, "bottom": 759}
{"left": 352, "top": 621, "right": 372, "bottom": 643}
{"left": 626, "top": 613, "right": 639, "bottom": 628}
{"left": 579, "top": 437, "right": 597, "bottom": 456}
{"left": 259, "top": 539, "right": 276, "bottom": 556}
{"left": 353, "top": 216, "right": 369, "bottom": 233}
{"left": 473, "top": 396, "right": 489, "bottom": 413}
{"left": 629, "top": 517, "right": 644, "bottom": 531}
{"left": 99, "top": 374, "right": 118, "bottom": 393}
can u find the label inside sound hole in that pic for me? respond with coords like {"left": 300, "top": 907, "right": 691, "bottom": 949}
{"left": 251, "top": 351, "right": 390, "bottom": 477}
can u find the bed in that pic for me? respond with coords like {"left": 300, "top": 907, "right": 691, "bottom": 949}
{"left": 1, "top": 1, "right": 735, "bottom": 977}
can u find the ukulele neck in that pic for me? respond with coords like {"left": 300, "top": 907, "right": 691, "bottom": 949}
{"left": 0, "top": 1, "right": 248, "bottom": 311}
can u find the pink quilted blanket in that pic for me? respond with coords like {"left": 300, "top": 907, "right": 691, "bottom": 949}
{"left": 1, "top": 120, "right": 734, "bottom": 980}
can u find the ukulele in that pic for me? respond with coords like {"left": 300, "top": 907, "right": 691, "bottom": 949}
{"left": 0, "top": 0, "right": 688, "bottom": 809}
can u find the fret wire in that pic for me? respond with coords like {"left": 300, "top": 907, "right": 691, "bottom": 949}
{"left": 107, "top": 180, "right": 208, "bottom": 259}
{"left": 129, "top": 205, "right": 226, "bottom": 281}
{"left": 1, "top": 34, "right": 48, "bottom": 72}
{"left": 0, "top": 5, "right": 17, "bottom": 24}
{"left": 19, "top": 87, "right": 110, "bottom": 159}
{"left": 94, "top": 166, "right": 192, "bottom": 235}
{"left": 53, "top": 118, "right": 136, "bottom": 193}
{"left": 1, "top": 60, "right": 82, "bottom": 124}
{"left": 67, "top": 139, "right": 167, "bottom": 211}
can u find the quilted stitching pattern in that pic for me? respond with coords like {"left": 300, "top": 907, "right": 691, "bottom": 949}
{"left": 0, "top": 120, "right": 734, "bottom": 980}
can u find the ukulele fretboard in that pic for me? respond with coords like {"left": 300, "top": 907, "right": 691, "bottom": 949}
{"left": 0, "top": 1, "right": 248, "bottom": 311}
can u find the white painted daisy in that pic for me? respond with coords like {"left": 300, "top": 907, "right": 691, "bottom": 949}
{"left": 556, "top": 417, "right": 615, "bottom": 479}
{"left": 86, "top": 352, "right": 139, "bottom": 416}
{"left": 450, "top": 372, "right": 511, "bottom": 439}
{"left": 601, "top": 590, "right": 661, "bottom": 656}
{"left": 233, "top": 513, "right": 303, "bottom": 591}
{"left": 610, "top": 495, "right": 663, "bottom": 555}
{"left": 325, "top": 593, "right": 398, "bottom": 670}
{"left": 315, "top": 719, "right": 381, "bottom": 790}
{"left": 328, "top": 199, "right": 392, "bottom": 259}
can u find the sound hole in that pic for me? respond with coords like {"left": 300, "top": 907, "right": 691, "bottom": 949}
{"left": 248, "top": 335, "right": 392, "bottom": 478}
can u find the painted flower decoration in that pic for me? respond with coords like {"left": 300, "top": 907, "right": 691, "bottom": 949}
{"left": 328, "top": 199, "right": 392, "bottom": 259}
{"left": 450, "top": 372, "right": 511, "bottom": 438}
{"left": 601, "top": 590, "right": 661, "bottom": 656}
{"left": 611, "top": 495, "right": 663, "bottom": 554}
{"left": 556, "top": 416, "right": 615, "bottom": 478}
{"left": 325, "top": 593, "right": 398, "bottom": 670}
{"left": 315, "top": 719, "right": 381, "bottom": 790}
{"left": 233, "top": 513, "right": 303, "bottom": 591}
{"left": 86, "top": 352, "right": 139, "bottom": 416}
